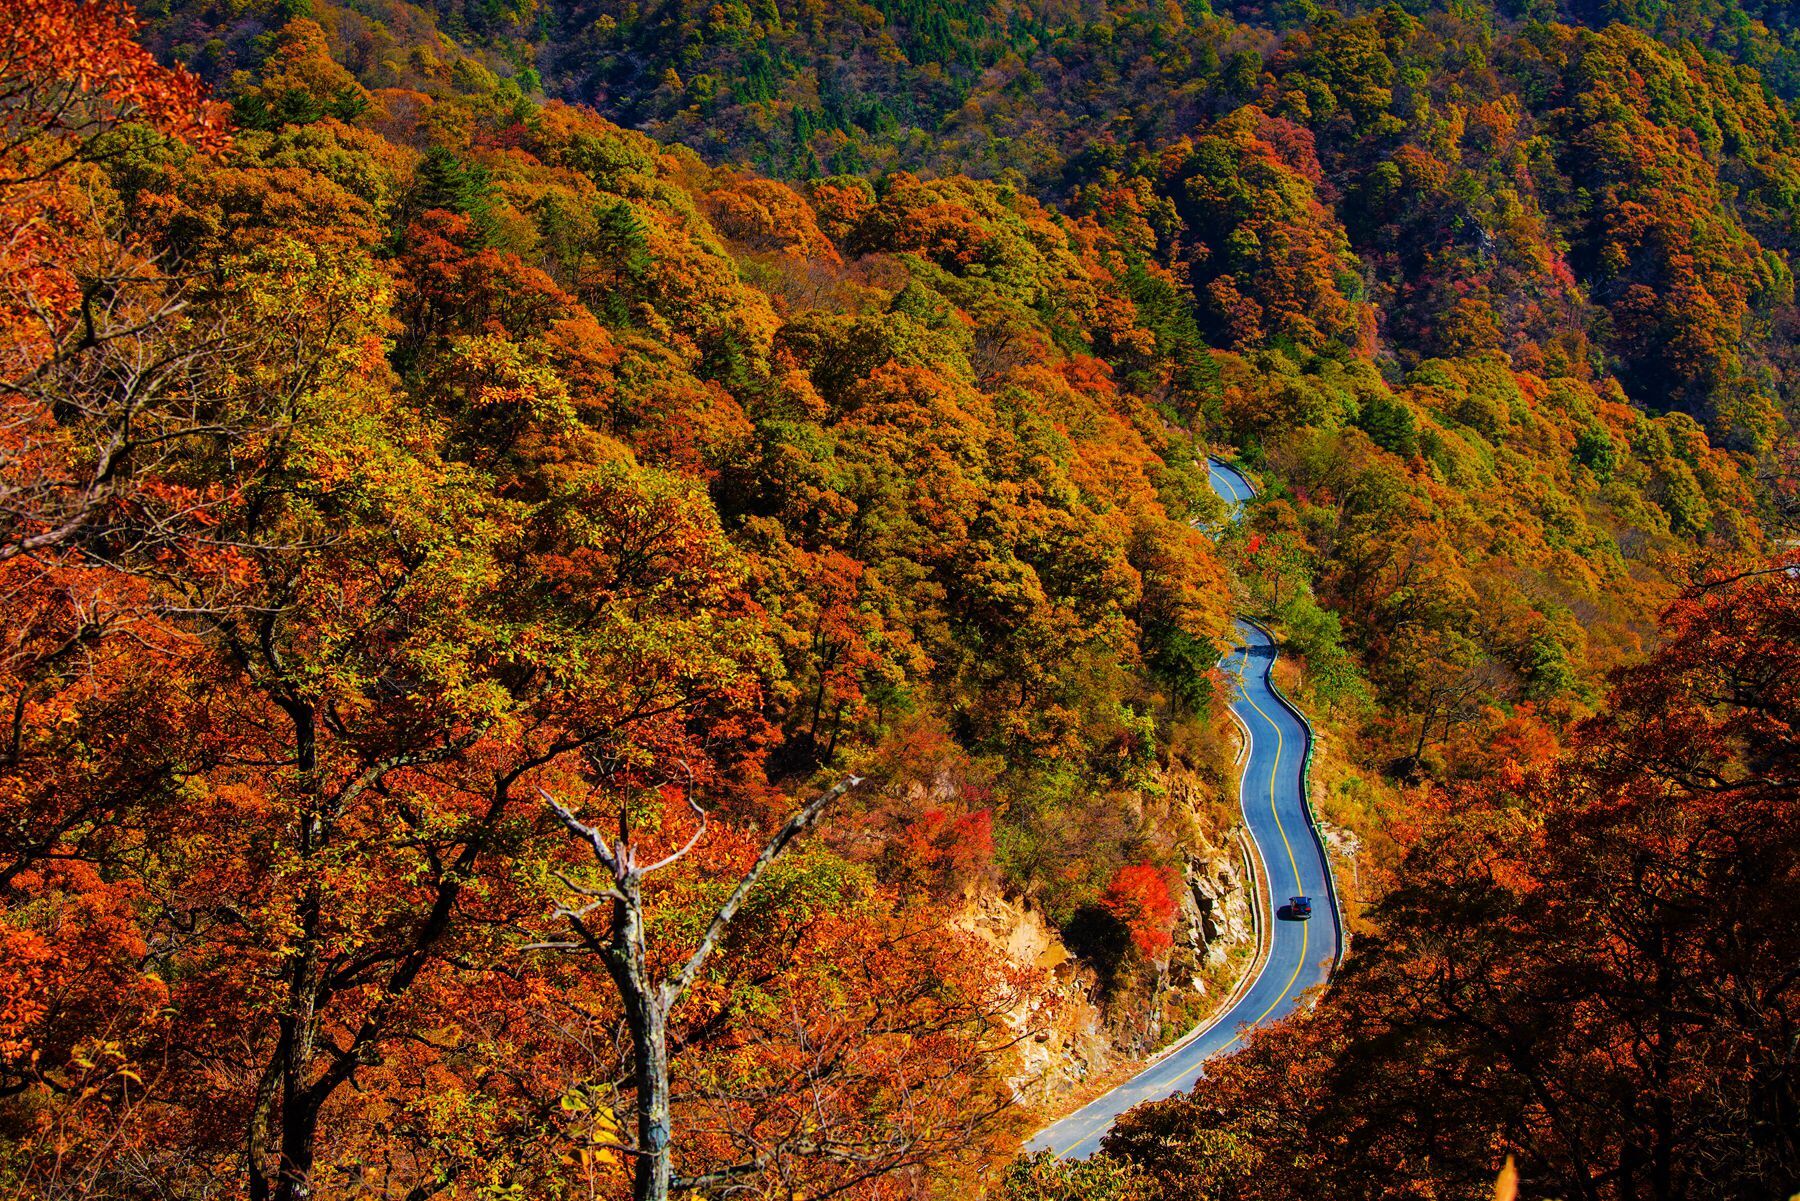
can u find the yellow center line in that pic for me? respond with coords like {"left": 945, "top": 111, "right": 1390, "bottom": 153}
{"left": 1239, "top": 685, "right": 1308, "bottom": 1027}
{"left": 1046, "top": 645, "right": 1308, "bottom": 1157}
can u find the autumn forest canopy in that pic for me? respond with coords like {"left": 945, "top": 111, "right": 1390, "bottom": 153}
{"left": 1, "top": 0, "right": 1797, "bottom": 1197}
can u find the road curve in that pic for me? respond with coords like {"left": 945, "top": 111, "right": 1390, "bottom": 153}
{"left": 1025, "top": 457, "right": 1341, "bottom": 1160}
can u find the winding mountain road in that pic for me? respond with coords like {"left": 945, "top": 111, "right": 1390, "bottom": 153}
{"left": 1025, "top": 458, "right": 1342, "bottom": 1160}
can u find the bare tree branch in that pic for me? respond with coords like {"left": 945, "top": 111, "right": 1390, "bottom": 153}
{"left": 662, "top": 775, "right": 861, "bottom": 1009}
{"left": 535, "top": 773, "right": 862, "bottom": 1201}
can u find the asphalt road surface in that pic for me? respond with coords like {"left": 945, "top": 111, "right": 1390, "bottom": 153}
{"left": 1025, "top": 458, "right": 1341, "bottom": 1160}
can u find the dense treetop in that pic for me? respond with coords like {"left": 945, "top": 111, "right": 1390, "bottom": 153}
{"left": 1, "top": 0, "right": 1795, "bottom": 1196}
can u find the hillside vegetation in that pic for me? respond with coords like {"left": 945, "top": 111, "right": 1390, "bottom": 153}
{"left": 1, "top": 0, "right": 1795, "bottom": 1197}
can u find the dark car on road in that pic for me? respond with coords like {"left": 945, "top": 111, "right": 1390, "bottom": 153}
{"left": 1288, "top": 895, "right": 1313, "bottom": 919}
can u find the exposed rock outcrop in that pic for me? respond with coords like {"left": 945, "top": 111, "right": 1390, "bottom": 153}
{"left": 960, "top": 834, "right": 1258, "bottom": 1109}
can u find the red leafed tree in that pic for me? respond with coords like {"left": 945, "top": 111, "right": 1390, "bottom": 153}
{"left": 2, "top": 0, "right": 230, "bottom": 562}
{"left": 1, "top": 1, "right": 224, "bottom": 153}
{"left": 1101, "top": 864, "right": 1179, "bottom": 959}
{"left": 894, "top": 805, "right": 996, "bottom": 890}
{"left": 1107, "top": 563, "right": 1800, "bottom": 1200}
{"left": 536, "top": 777, "right": 1039, "bottom": 1201}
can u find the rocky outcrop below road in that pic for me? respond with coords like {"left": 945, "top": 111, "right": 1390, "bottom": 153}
{"left": 960, "top": 835, "right": 1258, "bottom": 1110}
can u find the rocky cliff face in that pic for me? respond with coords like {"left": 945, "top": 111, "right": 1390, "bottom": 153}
{"left": 956, "top": 891, "right": 1110, "bottom": 1107}
{"left": 960, "top": 836, "right": 1258, "bottom": 1110}
{"left": 1108, "top": 838, "right": 1258, "bottom": 1058}
{"left": 1174, "top": 850, "right": 1257, "bottom": 988}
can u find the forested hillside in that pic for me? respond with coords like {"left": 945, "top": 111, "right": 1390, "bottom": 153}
{"left": 2, "top": 0, "right": 1796, "bottom": 1197}
{"left": 1095, "top": 566, "right": 1800, "bottom": 1200}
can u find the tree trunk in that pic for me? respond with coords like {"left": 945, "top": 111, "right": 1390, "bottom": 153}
{"left": 1651, "top": 934, "right": 1675, "bottom": 1201}
{"left": 545, "top": 776, "right": 858, "bottom": 1201}
{"left": 629, "top": 999, "right": 673, "bottom": 1201}
{"left": 256, "top": 694, "right": 325, "bottom": 1201}
{"left": 246, "top": 1050, "right": 283, "bottom": 1201}
{"left": 611, "top": 875, "right": 674, "bottom": 1201}
{"left": 275, "top": 1090, "right": 321, "bottom": 1201}
{"left": 1412, "top": 702, "right": 1436, "bottom": 763}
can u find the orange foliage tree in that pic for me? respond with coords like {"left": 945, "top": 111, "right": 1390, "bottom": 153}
{"left": 1100, "top": 864, "right": 1180, "bottom": 960}
{"left": 1107, "top": 562, "right": 1800, "bottom": 1201}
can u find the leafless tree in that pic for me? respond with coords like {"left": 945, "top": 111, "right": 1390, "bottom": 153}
{"left": 0, "top": 218, "right": 351, "bottom": 572}
{"left": 2, "top": 16, "right": 237, "bottom": 570}
{"left": 533, "top": 775, "right": 862, "bottom": 1201}
{"left": 4, "top": 257, "right": 211, "bottom": 561}
{"left": 1759, "top": 430, "right": 1800, "bottom": 537}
